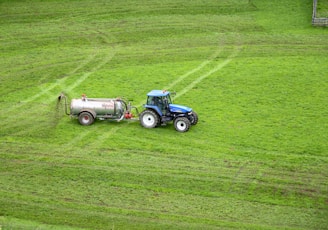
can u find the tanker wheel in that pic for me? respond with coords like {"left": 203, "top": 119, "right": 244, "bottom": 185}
{"left": 78, "top": 112, "right": 94, "bottom": 126}
{"left": 140, "top": 109, "right": 159, "bottom": 128}
{"left": 190, "top": 111, "right": 199, "bottom": 125}
{"left": 174, "top": 117, "right": 191, "bottom": 132}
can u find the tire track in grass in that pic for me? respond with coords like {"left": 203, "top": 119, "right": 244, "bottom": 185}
{"left": 3, "top": 32, "right": 117, "bottom": 137}
{"left": 175, "top": 59, "right": 232, "bottom": 99}
{"left": 19, "top": 54, "right": 114, "bottom": 138}
{"left": 7, "top": 30, "right": 116, "bottom": 109}
{"left": 61, "top": 121, "right": 122, "bottom": 149}
{"left": 59, "top": 129, "right": 93, "bottom": 149}
{"left": 21, "top": 52, "right": 98, "bottom": 105}
{"left": 4, "top": 45, "right": 97, "bottom": 115}
{"left": 11, "top": 45, "right": 236, "bottom": 144}
{"left": 68, "top": 38, "right": 241, "bottom": 148}
{"left": 86, "top": 126, "right": 122, "bottom": 149}
{"left": 56, "top": 32, "right": 119, "bottom": 148}
{"left": 88, "top": 46, "right": 240, "bottom": 148}
{"left": 84, "top": 50, "right": 223, "bottom": 148}
{"left": 48, "top": 30, "right": 117, "bottom": 102}
{"left": 174, "top": 45, "right": 241, "bottom": 100}
{"left": 162, "top": 48, "right": 223, "bottom": 92}
{"left": 60, "top": 50, "right": 116, "bottom": 98}
{"left": 60, "top": 33, "right": 240, "bottom": 148}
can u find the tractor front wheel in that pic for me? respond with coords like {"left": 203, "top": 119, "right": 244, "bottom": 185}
{"left": 174, "top": 117, "right": 191, "bottom": 132}
{"left": 78, "top": 112, "right": 94, "bottom": 126}
{"left": 140, "top": 109, "right": 159, "bottom": 129}
{"left": 190, "top": 111, "right": 198, "bottom": 125}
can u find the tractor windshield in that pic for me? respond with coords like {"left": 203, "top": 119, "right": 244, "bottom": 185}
{"left": 147, "top": 95, "right": 172, "bottom": 106}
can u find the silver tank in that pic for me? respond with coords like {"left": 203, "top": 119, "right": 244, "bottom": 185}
{"left": 70, "top": 98, "right": 126, "bottom": 119}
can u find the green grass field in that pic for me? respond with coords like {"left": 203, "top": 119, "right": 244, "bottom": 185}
{"left": 317, "top": 0, "right": 328, "bottom": 17}
{"left": 1, "top": 0, "right": 328, "bottom": 229}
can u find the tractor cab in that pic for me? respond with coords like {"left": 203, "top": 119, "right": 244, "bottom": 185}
{"left": 144, "top": 89, "right": 193, "bottom": 115}
{"left": 145, "top": 90, "right": 172, "bottom": 115}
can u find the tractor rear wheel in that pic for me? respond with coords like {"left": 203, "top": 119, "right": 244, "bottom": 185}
{"left": 78, "top": 112, "right": 94, "bottom": 126}
{"left": 140, "top": 109, "right": 160, "bottom": 128}
{"left": 174, "top": 117, "right": 191, "bottom": 132}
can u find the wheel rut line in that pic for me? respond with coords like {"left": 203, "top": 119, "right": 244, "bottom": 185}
{"left": 163, "top": 48, "right": 223, "bottom": 92}
{"left": 63, "top": 50, "right": 116, "bottom": 96}
{"left": 4, "top": 52, "right": 98, "bottom": 115}
{"left": 174, "top": 45, "right": 241, "bottom": 100}
{"left": 88, "top": 47, "right": 238, "bottom": 146}
{"left": 3, "top": 32, "right": 117, "bottom": 136}
{"left": 6, "top": 31, "right": 116, "bottom": 111}
{"left": 60, "top": 129, "right": 94, "bottom": 149}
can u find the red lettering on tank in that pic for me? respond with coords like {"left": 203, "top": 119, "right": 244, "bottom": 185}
{"left": 102, "top": 101, "right": 115, "bottom": 109}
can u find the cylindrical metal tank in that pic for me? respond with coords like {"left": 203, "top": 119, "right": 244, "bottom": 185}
{"left": 70, "top": 98, "right": 126, "bottom": 119}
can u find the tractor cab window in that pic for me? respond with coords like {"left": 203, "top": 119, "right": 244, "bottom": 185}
{"left": 147, "top": 96, "right": 163, "bottom": 106}
{"left": 147, "top": 96, "right": 155, "bottom": 105}
{"left": 147, "top": 94, "right": 172, "bottom": 110}
{"left": 148, "top": 95, "right": 168, "bottom": 106}
{"left": 164, "top": 95, "right": 172, "bottom": 105}
{"left": 147, "top": 96, "right": 171, "bottom": 106}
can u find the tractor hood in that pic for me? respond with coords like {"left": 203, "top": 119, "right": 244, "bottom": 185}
{"left": 169, "top": 104, "right": 192, "bottom": 113}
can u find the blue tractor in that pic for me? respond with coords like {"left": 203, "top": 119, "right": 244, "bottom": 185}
{"left": 140, "top": 90, "right": 198, "bottom": 132}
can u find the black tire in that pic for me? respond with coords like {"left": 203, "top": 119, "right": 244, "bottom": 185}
{"left": 174, "top": 117, "right": 191, "bottom": 132}
{"left": 78, "top": 112, "right": 94, "bottom": 126}
{"left": 140, "top": 109, "right": 160, "bottom": 128}
{"left": 190, "top": 111, "right": 198, "bottom": 125}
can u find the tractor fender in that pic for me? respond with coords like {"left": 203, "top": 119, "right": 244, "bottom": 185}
{"left": 143, "top": 105, "right": 163, "bottom": 116}
{"left": 78, "top": 109, "right": 96, "bottom": 119}
{"left": 173, "top": 113, "right": 188, "bottom": 118}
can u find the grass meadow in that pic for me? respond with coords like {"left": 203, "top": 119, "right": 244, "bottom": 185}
{"left": 317, "top": 0, "right": 328, "bottom": 17}
{"left": 1, "top": 0, "right": 328, "bottom": 229}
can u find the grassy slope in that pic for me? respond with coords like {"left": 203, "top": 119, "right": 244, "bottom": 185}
{"left": 0, "top": 0, "right": 327, "bottom": 229}
{"left": 317, "top": 0, "right": 328, "bottom": 17}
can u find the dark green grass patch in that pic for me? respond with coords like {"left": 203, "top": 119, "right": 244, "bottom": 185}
{"left": 317, "top": 0, "right": 328, "bottom": 17}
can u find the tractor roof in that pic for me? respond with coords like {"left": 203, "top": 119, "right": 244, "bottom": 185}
{"left": 147, "top": 90, "right": 170, "bottom": 97}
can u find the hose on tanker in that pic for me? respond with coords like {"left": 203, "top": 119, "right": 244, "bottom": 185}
{"left": 57, "top": 93, "right": 70, "bottom": 115}
{"left": 116, "top": 98, "right": 140, "bottom": 118}
{"left": 117, "top": 98, "right": 128, "bottom": 112}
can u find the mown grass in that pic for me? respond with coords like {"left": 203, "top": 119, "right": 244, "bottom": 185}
{"left": 317, "top": 0, "right": 328, "bottom": 17}
{"left": 1, "top": 0, "right": 328, "bottom": 229}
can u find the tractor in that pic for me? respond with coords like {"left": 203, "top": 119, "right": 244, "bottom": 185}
{"left": 140, "top": 90, "right": 198, "bottom": 132}
{"left": 58, "top": 90, "right": 198, "bottom": 132}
